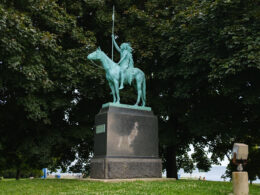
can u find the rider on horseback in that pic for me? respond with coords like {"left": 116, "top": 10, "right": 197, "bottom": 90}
{"left": 112, "top": 35, "right": 134, "bottom": 90}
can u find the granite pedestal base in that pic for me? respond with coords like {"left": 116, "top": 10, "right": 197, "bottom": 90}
{"left": 90, "top": 103, "right": 162, "bottom": 179}
{"left": 90, "top": 158, "right": 162, "bottom": 179}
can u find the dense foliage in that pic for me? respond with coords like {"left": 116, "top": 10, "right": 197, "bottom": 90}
{"left": 0, "top": 0, "right": 105, "bottom": 179}
{"left": 0, "top": 168, "right": 42, "bottom": 179}
{"left": 0, "top": 0, "right": 259, "bottom": 181}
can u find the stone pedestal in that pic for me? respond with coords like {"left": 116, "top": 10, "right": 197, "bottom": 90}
{"left": 90, "top": 103, "right": 162, "bottom": 179}
{"left": 232, "top": 172, "right": 249, "bottom": 195}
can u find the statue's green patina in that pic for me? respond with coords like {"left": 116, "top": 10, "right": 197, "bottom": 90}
{"left": 87, "top": 7, "right": 146, "bottom": 107}
{"left": 87, "top": 46, "right": 146, "bottom": 107}
{"left": 112, "top": 35, "right": 134, "bottom": 90}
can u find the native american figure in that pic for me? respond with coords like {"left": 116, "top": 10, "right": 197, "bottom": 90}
{"left": 112, "top": 35, "right": 134, "bottom": 89}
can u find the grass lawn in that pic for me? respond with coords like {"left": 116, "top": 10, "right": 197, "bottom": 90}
{"left": 0, "top": 179, "right": 259, "bottom": 195}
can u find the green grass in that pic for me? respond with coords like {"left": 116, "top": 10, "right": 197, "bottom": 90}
{"left": 0, "top": 179, "right": 259, "bottom": 195}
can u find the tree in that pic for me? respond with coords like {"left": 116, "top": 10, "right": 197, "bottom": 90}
{"left": 0, "top": 0, "right": 104, "bottom": 179}
{"left": 140, "top": 0, "right": 260, "bottom": 178}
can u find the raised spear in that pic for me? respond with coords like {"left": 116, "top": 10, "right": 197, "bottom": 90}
{"left": 112, "top": 5, "right": 115, "bottom": 61}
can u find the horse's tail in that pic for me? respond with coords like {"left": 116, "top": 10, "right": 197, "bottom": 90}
{"left": 142, "top": 76, "right": 146, "bottom": 104}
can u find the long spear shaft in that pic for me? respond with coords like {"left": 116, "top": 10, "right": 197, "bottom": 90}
{"left": 112, "top": 5, "right": 115, "bottom": 61}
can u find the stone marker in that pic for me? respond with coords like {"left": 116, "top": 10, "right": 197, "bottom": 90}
{"left": 232, "top": 172, "right": 249, "bottom": 195}
{"left": 90, "top": 103, "right": 162, "bottom": 179}
{"left": 232, "top": 143, "right": 249, "bottom": 195}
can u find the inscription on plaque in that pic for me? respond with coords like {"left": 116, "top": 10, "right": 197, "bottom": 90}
{"left": 96, "top": 124, "right": 106, "bottom": 134}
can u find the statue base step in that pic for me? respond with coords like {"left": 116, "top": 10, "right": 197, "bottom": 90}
{"left": 102, "top": 102, "right": 151, "bottom": 111}
{"left": 90, "top": 157, "right": 162, "bottom": 179}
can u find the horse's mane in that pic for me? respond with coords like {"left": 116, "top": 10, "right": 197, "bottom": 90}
{"left": 100, "top": 50, "right": 119, "bottom": 69}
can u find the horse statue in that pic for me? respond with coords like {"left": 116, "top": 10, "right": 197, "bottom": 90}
{"left": 87, "top": 47, "right": 146, "bottom": 107}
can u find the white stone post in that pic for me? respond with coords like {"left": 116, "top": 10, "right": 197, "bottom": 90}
{"left": 232, "top": 172, "right": 249, "bottom": 195}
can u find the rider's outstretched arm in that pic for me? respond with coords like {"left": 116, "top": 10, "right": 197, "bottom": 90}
{"left": 112, "top": 35, "right": 121, "bottom": 53}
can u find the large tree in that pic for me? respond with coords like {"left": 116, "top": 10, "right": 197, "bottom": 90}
{"left": 137, "top": 0, "right": 260, "bottom": 178}
{"left": 0, "top": 0, "right": 105, "bottom": 178}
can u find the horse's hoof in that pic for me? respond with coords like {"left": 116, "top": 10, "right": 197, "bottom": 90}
{"left": 119, "top": 86, "right": 124, "bottom": 90}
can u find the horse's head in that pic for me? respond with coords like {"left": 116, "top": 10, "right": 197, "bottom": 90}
{"left": 87, "top": 47, "right": 102, "bottom": 61}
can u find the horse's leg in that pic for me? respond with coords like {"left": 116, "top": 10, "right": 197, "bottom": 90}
{"left": 141, "top": 77, "right": 146, "bottom": 107}
{"left": 114, "top": 79, "right": 120, "bottom": 103}
{"left": 108, "top": 81, "right": 116, "bottom": 103}
{"left": 134, "top": 80, "right": 142, "bottom": 106}
{"left": 141, "top": 96, "right": 145, "bottom": 107}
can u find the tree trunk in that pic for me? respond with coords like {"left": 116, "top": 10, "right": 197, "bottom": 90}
{"left": 16, "top": 168, "right": 21, "bottom": 180}
{"left": 166, "top": 145, "right": 178, "bottom": 179}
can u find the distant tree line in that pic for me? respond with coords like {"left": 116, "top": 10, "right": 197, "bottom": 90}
{"left": 0, "top": 0, "right": 259, "bottom": 182}
{"left": 0, "top": 168, "right": 42, "bottom": 179}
